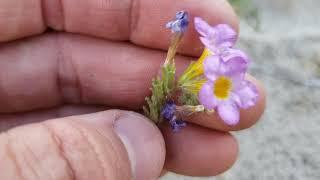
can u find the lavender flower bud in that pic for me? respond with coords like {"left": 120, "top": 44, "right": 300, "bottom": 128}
{"left": 166, "top": 11, "right": 189, "bottom": 33}
{"left": 161, "top": 101, "right": 187, "bottom": 132}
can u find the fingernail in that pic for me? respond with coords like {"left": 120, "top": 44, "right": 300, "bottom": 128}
{"left": 113, "top": 112, "right": 165, "bottom": 180}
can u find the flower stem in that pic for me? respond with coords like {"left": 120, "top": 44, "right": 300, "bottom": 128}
{"left": 164, "top": 33, "right": 183, "bottom": 65}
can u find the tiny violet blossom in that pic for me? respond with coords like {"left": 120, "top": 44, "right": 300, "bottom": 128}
{"left": 166, "top": 11, "right": 189, "bottom": 33}
{"left": 194, "top": 17, "right": 237, "bottom": 54}
{"left": 161, "top": 101, "right": 187, "bottom": 132}
{"left": 199, "top": 56, "right": 259, "bottom": 125}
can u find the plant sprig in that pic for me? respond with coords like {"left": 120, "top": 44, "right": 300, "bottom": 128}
{"left": 143, "top": 61, "right": 176, "bottom": 124}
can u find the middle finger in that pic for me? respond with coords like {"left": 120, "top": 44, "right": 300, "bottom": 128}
{"left": 0, "top": 33, "right": 264, "bottom": 131}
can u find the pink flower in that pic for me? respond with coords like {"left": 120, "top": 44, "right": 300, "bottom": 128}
{"left": 194, "top": 17, "right": 237, "bottom": 54}
{"left": 198, "top": 56, "right": 259, "bottom": 126}
{"left": 194, "top": 17, "right": 258, "bottom": 125}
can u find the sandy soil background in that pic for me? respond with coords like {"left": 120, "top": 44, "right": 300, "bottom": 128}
{"left": 162, "top": 0, "right": 320, "bottom": 179}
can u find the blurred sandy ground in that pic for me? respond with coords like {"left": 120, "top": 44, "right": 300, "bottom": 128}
{"left": 162, "top": 0, "right": 320, "bottom": 179}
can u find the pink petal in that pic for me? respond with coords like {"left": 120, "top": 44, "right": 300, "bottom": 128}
{"left": 214, "top": 24, "right": 237, "bottom": 48}
{"left": 225, "top": 59, "right": 247, "bottom": 87}
{"left": 199, "top": 82, "right": 218, "bottom": 110}
{"left": 199, "top": 37, "right": 214, "bottom": 51}
{"left": 194, "top": 17, "right": 212, "bottom": 37}
{"left": 222, "top": 58, "right": 248, "bottom": 76}
{"left": 218, "top": 101, "right": 240, "bottom": 126}
{"left": 234, "top": 80, "right": 259, "bottom": 109}
{"left": 221, "top": 48, "right": 250, "bottom": 64}
{"left": 220, "top": 49, "right": 249, "bottom": 87}
{"left": 203, "top": 55, "right": 221, "bottom": 81}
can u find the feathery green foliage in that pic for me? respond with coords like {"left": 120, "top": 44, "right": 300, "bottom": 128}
{"left": 143, "top": 63, "right": 176, "bottom": 124}
{"left": 179, "top": 91, "right": 199, "bottom": 106}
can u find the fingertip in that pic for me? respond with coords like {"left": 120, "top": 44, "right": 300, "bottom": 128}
{"left": 180, "top": 0, "right": 239, "bottom": 56}
{"left": 112, "top": 111, "right": 166, "bottom": 180}
{"left": 131, "top": 0, "right": 240, "bottom": 56}
{"left": 162, "top": 124, "right": 239, "bottom": 176}
{"left": 222, "top": 0, "right": 240, "bottom": 33}
{"left": 78, "top": 110, "right": 167, "bottom": 180}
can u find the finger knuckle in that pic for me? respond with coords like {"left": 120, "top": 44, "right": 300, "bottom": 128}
{"left": 0, "top": 119, "right": 131, "bottom": 180}
{"left": 43, "top": 120, "right": 131, "bottom": 180}
{"left": 1, "top": 124, "right": 75, "bottom": 180}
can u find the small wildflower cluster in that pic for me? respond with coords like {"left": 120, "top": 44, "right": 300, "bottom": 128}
{"left": 161, "top": 101, "right": 187, "bottom": 132}
{"left": 144, "top": 11, "right": 258, "bottom": 132}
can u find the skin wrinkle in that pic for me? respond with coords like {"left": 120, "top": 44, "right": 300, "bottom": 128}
{"left": 55, "top": 34, "right": 66, "bottom": 104}
{"left": 2, "top": 132, "right": 25, "bottom": 180}
{"left": 39, "top": 0, "right": 45, "bottom": 33}
{"left": 40, "top": 0, "right": 47, "bottom": 29}
{"left": 56, "top": 34, "right": 83, "bottom": 104}
{"left": 92, "top": 111, "right": 135, "bottom": 179}
{"left": 44, "top": 119, "right": 131, "bottom": 180}
{"left": 95, "top": 126, "right": 131, "bottom": 179}
{"left": 19, "top": 140, "right": 42, "bottom": 180}
{"left": 41, "top": 123, "right": 76, "bottom": 180}
{"left": 65, "top": 121, "right": 109, "bottom": 180}
{"left": 109, "top": 110, "right": 133, "bottom": 176}
{"left": 41, "top": 0, "right": 65, "bottom": 30}
{"left": 58, "top": 0, "right": 66, "bottom": 30}
{"left": 86, "top": 120, "right": 132, "bottom": 180}
{"left": 92, "top": 110, "right": 130, "bottom": 177}
{"left": 129, "top": 0, "right": 139, "bottom": 40}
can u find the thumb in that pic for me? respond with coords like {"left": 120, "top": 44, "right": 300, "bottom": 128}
{"left": 0, "top": 110, "right": 165, "bottom": 180}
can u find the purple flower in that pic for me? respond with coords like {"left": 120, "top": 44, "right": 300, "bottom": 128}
{"left": 166, "top": 11, "right": 189, "bottom": 33}
{"left": 198, "top": 56, "right": 258, "bottom": 126}
{"left": 194, "top": 17, "right": 237, "bottom": 54}
{"left": 161, "top": 101, "right": 176, "bottom": 120}
{"left": 169, "top": 118, "right": 186, "bottom": 133}
{"left": 161, "top": 101, "right": 187, "bottom": 132}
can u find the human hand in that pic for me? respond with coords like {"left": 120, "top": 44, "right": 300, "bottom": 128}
{"left": 0, "top": 0, "right": 266, "bottom": 179}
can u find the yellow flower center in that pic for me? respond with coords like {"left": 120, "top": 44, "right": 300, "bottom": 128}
{"left": 214, "top": 76, "right": 232, "bottom": 99}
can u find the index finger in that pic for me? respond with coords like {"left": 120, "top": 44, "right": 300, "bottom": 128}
{"left": 0, "top": 0, "right": 238, "bottom": 56}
